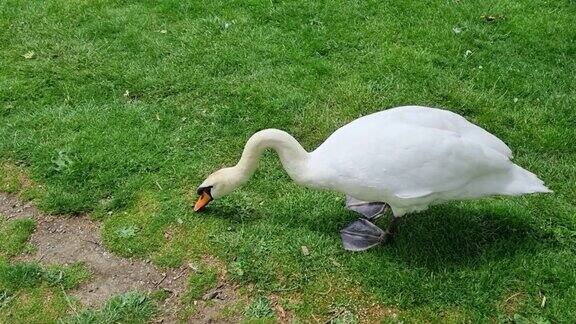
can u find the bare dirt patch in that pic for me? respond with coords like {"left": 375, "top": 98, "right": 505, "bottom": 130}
{"left": 190, "top": 281, "right": 243, "bottom": 323}
{"left": 1, "top": 192, "right": 188, "bottom": 322}
{"left": 186, "top": 255, "right": 245, "bottom": 323}
{"left": 0, "top": 192, "right": 40, "bottom": 220}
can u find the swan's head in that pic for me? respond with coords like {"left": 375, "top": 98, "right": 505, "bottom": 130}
{"left": 194, "top": 167, "right": 244, "bottom": 211}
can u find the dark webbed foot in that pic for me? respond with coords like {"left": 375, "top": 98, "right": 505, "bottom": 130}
{"left": 340, "top": 218, "right": 387, "bottom": 251}
{"left": 345, "top": 196, "right": 388, "bottom": 220}
{"left": 340, "top": 216, "right": 400, "bottom": 251}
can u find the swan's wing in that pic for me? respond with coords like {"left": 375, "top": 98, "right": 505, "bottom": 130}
{"left": 382, "top": 106, "right": 513, "bottom": 158}
{"left": 347, "top": 106, "right": 513, "bottom": 158}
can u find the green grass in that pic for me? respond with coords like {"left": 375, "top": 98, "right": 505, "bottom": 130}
{"left": 0, "top": 259, "right": 92, "bottom": 322}
{"left": 1, "top": 0, "right": 575, "bottom": 322}
{"left": 0, "top": 217, "right": 35, "bottom": 258}
{"left": 61, "top": 292, "right": 156, "bottom": 324}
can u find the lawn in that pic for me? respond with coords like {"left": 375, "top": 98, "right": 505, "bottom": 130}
{"left": 1, "top": 0, "right": 575, "bottom": 322}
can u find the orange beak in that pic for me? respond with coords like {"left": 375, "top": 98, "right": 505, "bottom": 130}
{"left": 194, "top": 191, "right": 212, "bottom": 212}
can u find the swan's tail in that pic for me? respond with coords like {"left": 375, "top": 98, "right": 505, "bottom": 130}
{"left": 504, "top": 164, "right": 552, "bottom": 195}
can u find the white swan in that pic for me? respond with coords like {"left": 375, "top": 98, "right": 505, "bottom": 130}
{"left": 194, "top": 106, "right": 551, "bottom": 251}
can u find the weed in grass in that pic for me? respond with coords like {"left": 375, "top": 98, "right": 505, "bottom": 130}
{"left": 101, "top": 192, "right": 164, "bottom": 257}
{"left": 245, "top": 296, "right": 274, "bottom": 320}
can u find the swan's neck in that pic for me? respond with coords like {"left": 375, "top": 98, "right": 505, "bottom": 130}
{"left": 235, "top": 129, "right": 311, "bottom": 185}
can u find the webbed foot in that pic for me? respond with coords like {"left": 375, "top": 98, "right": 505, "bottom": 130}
{"left": 340, "top": 218, "right": 392, "bottom": 251}
{"left": 345, "top": 196, "right": 388, "bottom": 220}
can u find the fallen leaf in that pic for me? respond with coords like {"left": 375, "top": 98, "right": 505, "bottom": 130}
{"left": 452, "top": 27, "right": 462, "bottom": 34}
{"left": 275, "top": 303, "right": 287, "bottom": 321}
{"left": 23, "top": 51, "right": 35, "bottom": 59}
{"left": 187, "top": 262, "right": 199, "bottom": 272}
{"left": 481, "top": 14, "right": 501, "bottom": 22}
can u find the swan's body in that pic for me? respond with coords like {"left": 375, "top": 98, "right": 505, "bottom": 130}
{"left": 195, "top": 106, "right": 551, "bottom": 250}
{"left": 306, "top": 106, "right": 549, "bottom": 216}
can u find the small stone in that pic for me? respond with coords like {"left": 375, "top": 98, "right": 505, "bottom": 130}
{"left": 301, "top": 245, "right": 310, "bottom": 256}
{"left": 202, "top": 289, "right": 221, "bottom": 300}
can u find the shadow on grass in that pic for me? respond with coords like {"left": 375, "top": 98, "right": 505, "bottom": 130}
{"left": 363, "top": 203, "right": 551, "bottom": 270}
{"left": 198, "top": 201, "right": 263, "bottom": 225}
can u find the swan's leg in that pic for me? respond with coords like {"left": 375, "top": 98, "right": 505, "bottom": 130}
{"left": 382, "top": 215, "right": 400, "bottom": 243}
{"left": 345, "top": 195, "right": 388, "bottom": 220}
{"left": 381, "top": 206, "right": 407, "bottom": 244}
